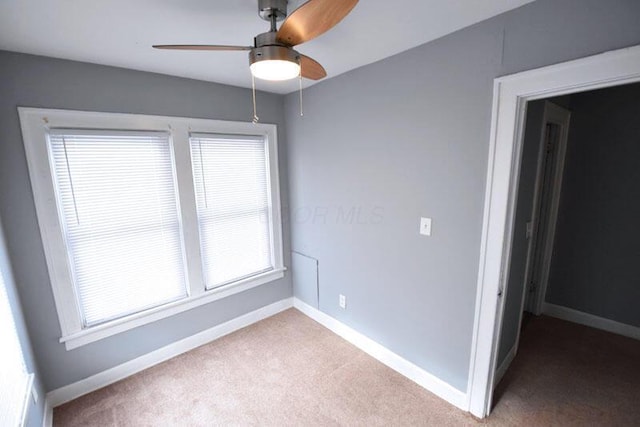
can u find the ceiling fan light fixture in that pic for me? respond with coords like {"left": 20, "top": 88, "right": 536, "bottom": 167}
{"left": 249, "top": 46, "right": 300, "bottom": 81}
{"left": 250, "top": 59, "right": 300, "bottom": 81}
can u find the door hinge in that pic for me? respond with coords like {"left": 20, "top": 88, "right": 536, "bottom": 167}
{"left": 526, "top": 221, "right": 533, "bottom": 239}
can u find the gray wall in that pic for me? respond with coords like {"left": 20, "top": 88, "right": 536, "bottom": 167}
{"left": 284, "top": 0, "right": 640, "bottom": 391}
{"left": 0, "top": 222, "right": 46, "bottom": 427}
{"left": 546, "top": 83, "right": 640, "bottom": 327}
{"left": 496, "top": 100, "right": 545, "bottom": 366}
{"left": 3, "top": 0, "right": 640, "bottom": 400}
{"left": 0, "top": 50, "right": 292, "bottom": 391}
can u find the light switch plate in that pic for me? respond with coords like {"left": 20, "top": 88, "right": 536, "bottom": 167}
{"left": 420, "top": 217, "right": 432, "bottom": 236}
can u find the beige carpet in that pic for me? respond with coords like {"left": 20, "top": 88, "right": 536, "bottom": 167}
{"left": 54, "top": 309, "right": 640, "bottom": 426}
{"left": 491, "top": 313, "right": 640, "bottom": 426}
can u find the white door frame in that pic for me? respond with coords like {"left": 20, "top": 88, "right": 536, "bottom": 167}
{"left": 466, "top": 44, "right": 640, "bottom": 418}
{"left": 525, "top": 102, "right": 571, "bottom": 316}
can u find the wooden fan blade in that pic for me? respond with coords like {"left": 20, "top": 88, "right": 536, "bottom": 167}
{"left": 153, "top": 45, "right": 252, "bottom": 51}
{"left": 277, "top": 0, "right": 358, "bottom": 46}
{"left": 300, "top": 54, "right": 327, "bottom": 80}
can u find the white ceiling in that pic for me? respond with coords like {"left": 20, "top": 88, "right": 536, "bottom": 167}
{"left": 0, "top": 0, "right": 534, "bottom": 94}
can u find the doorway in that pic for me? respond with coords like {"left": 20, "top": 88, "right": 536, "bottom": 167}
{"left": 467, "top": 44, "right": 640, "bottom": 418}
{"left": 489, "top": 82, "right": 640, "bottom": 425}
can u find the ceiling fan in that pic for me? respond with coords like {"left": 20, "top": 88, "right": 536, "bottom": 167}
{"left": 153, "top": 0, "right": 359, "bottom": 82}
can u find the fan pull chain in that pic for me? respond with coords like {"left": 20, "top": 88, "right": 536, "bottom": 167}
{"left": 252, "top": 74, "right": 259, "bottom": 124}
{"left": 299, "top": 64, "right": 304, "bottom": 117}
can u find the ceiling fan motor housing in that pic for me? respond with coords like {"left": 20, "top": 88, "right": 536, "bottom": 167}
{"left": 249, "top": 45, "right": 300, "bottom": 66}
{"left": 258, "top": 0, "right": 288, "bottom": 21}
{"left": 254, "top": 31, "right": 280, "bottom": 48}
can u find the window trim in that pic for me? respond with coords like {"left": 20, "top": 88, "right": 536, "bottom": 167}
{"left": 0, "top": 224, "right": 36, "bottom": 427}
{"left": 19, "top": 107, "right": 285, "bottom": 350}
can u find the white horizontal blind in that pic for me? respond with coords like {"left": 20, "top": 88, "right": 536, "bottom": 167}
{"left": 48, "top": 130, "right": 188, "bottom": 326}
{"left": 0, "top": 264, "right": 29, "bottom": 426}
{"left": 190, "top": 133, "right": 273, "bottom": 288}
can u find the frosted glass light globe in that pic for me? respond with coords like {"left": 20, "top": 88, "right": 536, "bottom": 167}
{"left": 250, "top": 59, "right": 300, "bottom": 81}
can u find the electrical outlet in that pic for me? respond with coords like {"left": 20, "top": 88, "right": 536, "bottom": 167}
{"left": 339, "top": 294, "right": 346, "bottom": 309}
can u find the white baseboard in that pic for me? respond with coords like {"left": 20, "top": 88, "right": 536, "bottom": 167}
{"left": 292, "top": 298, "right": 468, "bottom": 411}
{"left": 543, "top": 303, "right": 640, "bottom": 340}
{"left": 46, "top": 297, "right": 294, "bottom": 408}
{"left": 493, "top": 345, "right": 516, "bottom": 386}
{"left": 42, "top": 398, "right": 53, "bottom": 427}
{"left": 46, "top": 296, "right": 469, "bottom": 415}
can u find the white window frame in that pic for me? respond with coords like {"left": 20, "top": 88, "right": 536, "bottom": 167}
{"left": 19, "top": 108, "right": 285, "bottom": 350}
{"left": 0, "top": 225, "right": 35, "bottom": 427}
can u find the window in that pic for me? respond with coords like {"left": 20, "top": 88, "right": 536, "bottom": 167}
{"left": 48, "top": 130, "right": 188, "bottom": 326}
{"left": 190, "top": 134, "right": 273, "bottom": 288}
{"left": 0, "top": 240, "right": 33, "bottom": 426}
{"left": 20, "top": 109, "right": 284, "bottom": 349}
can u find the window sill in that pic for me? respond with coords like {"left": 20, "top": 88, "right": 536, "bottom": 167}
{"left": 60, "top": 268, "right": 286, "bottom": 350}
